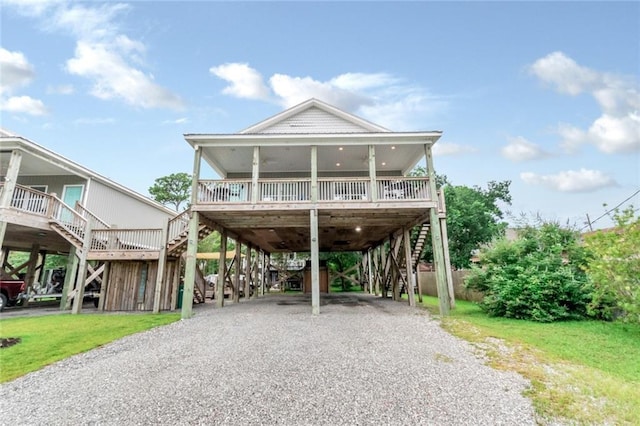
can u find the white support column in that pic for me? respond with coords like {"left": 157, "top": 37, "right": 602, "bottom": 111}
{"left": 251, "top": 146, "right": 260, "bottom": 204}
{"left": 181, "top": 145, "right": 202, "bottom": 319}
{"left": 310, "top": 146, "right": 318, "bottom": 203}
{"left": 425, "top": 144, "right": 450, "bottom": 316}
{"left": 0, "top": 150, "right": 22, "bottom": 249}
{"left": 310, "top": 208, "right": 320, "bottom": 315}
{"left": 368, "top": 145, "right": 377, "bottom": 201}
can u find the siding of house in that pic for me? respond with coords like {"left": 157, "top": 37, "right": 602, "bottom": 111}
{"left": 17, "top": 175, "right": 87, "bottom": 198}
{"left": 256, "top": 107, "right": 371, "bottom": 134}
{"left": 85, "top": 181, "right": 173, "bottom": 228}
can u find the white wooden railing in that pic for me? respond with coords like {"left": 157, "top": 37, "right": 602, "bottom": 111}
{"left": 3, "top": 184, "right": 52, "bottom": 216}
{"left": 197, "top": 177, "right": 432, "bottom": 204}
{"left": 76, "top": 202, "right": 110, "bottom": 230}
{"left": 167, "top": 210, "right": 190, "bottom": 243}
{"left": 90, "top": 229, "right": 164, "bottom": 251}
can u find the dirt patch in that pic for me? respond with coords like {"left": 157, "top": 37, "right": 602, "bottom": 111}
{"left": 0, "top": 337, "right": 22, "bottom": 349}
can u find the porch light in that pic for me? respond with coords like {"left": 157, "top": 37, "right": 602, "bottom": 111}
{"left": 338, "top": 147, "right": 343, "bottom": 151}
{"left": 381, "top": 162, "right": 386, "bottom": 166}
{"left": 391, "top": 146, "right": 396, "bottom": 150}
{"left": 355, "top": 226, "right": 362, "bottom": 232}
{"left": 336, "top": 162, "right": 341, "bottom": 167}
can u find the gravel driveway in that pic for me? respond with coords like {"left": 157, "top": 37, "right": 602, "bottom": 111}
{"left": 0, "top": 293, "right": 537, "bottom": 425}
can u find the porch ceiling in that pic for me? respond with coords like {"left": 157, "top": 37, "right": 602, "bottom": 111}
{"left": 195, "top": 204, "right": 432, "bottom": 253}
{"left": 1, "top": 222, "right": 73, "bottom": 254}
{"left": 185, "top": 132, "right": 441, "bottom": 178}
{"left": 0, "top": 148, "right": 78, "bottom": 177}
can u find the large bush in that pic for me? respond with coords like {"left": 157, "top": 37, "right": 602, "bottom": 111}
{"left": 465, "top": 222, "right": 592, "bottom": 322}
{"left": 583, "top": 207, "right": 640, "bottom": 323}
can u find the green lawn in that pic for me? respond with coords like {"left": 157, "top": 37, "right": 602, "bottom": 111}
{"left": 0, "top": 313, "right": 180, "bottom": 383}
{"left": 419, "top": 296, "right": 640, "bottom": 425}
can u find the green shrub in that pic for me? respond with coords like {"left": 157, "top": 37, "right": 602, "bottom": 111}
{"left": 465, "top": 222, "right": 592, "bottom": 322}
{"left": 583, "top": 207, "right": 640, "bottom": 324}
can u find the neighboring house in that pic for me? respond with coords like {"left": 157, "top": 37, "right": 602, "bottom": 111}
{"left": 0, "top": 129, "right": 184, "bottom": 313}
{"left": 180, "top": 98, "right": 454, "bottom": 316}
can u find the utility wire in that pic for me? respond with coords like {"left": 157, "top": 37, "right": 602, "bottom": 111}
{"left": 581, "top": 188, "right": 640, "bottom": 231}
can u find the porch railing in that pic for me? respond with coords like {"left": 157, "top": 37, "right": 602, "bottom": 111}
{"left": 49, "top": 196, "right": 87, "bottom": 243}
{"left": 90, "top": 229, "right": 164, "bottom": 251}
{"left": 3, "top": 184, "right": 52, "bottom": 216}
{"left": 76, "top": 202, "right": 110, "bottom": 230}
{"left": 196, "top": 177, "right": 432, "bottom": 204}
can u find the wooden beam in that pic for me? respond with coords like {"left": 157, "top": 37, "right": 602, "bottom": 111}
{"left": 233, "top": 239, "right": 241, "bottom": 303}
{"left": 251, "top": 146, "right": 260, "bottom": 204}
{"left": 216, "top": 230, "right": 227, "bottom": 306}
{"left": 403, "top": 227, "right": 416, "bottom": 307}
{"left": 438, "top": 189, "right": 455, "bottom": 309}
{"left": 60, "top": 247, "right": 78, "bottom": 310}
{"left": 182, "top": 145, "right": 202, "bottom": 319}
{"left": 310, "top": 208, "right": 320, "bottom": 315}
{"left": 425, "top": 144, "right": 450, "bottom": 316}
{"left": 72, "top": 220, "right": 93, "bottom": 314}
{"left": 153, "top": 217, "right": 169, "bottom": 313}
{"left": 0, "top": 150, "right": 22, "bottom": 249}
{"left": 244, "top": 243, "right": 252, "bottom": 300}
{"left": 97, "top": 262, "right": 110, "bottom": 311}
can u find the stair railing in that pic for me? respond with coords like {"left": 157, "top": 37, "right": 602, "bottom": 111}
{"left": 49, "top": 195, "right": 87, "bottom": 243}
{"left": 167, "top": 210, "right": 190, "bottom": 244}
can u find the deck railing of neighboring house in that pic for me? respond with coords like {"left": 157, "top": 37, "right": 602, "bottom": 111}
{"left": 3, "top": 184, "right": 51, "bottom": 216}
{"left": 167, "top": 210, "right": 190, "bottom": 243}
{"left": 196, "top": 176, "right": 432, "bottom": 204}
{"left": 49, "top": 196, "right": 87, "bottom": 242}
{"left": 90, "top": 229, "right": 164, "bottom": 251}
{"left": 75, "top": 202, "right": 110, "bottom": 230}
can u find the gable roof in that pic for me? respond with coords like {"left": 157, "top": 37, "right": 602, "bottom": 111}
{"left": 240, "top": 98, "right": 391, "bottom": 134}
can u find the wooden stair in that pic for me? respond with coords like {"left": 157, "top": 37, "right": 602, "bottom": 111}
{"left": 411, "top": 223, "right": 429, "bottom": 268}
{"left": 49, "top": 221, "right": 84, "bottom": 250}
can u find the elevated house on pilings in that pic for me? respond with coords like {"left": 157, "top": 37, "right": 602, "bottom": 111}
{"left": 0, "top": 130, "right": 194, "bottom": 313}
{"left": 181, "top": 98, "right": 454, "bottom": 317}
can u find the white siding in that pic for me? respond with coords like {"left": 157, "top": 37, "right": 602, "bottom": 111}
{"left": 257, "top": 107, "right": 370, "bottom": 134}
{"left": 85, "top": 181, "right": 173, "bottom": 228}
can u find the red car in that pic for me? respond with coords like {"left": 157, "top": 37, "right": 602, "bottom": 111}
{"left": 0, "top": 279, "right": 26, "bottom": 312}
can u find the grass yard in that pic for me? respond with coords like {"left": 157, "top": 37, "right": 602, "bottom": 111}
{"left": 0, "top": 313, "right": 180, "bottom": 383}
{"left": 418, "top": 296, "right": 640, "bottom": 425}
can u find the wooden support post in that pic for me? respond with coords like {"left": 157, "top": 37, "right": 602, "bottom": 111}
{"left": 153, "top": 217, "right": 170, "bottom": 313}
{"left": 170, "top": 257, "right": 181, "bottom": 311}
{"left": 310, "top": 208, "right": 320, "bottom": 315}
{"left": 403, "top": 227, "right": 416, "bottom": 307}
{"left": 251, "top": 248, "right": 259, "bottom": 299}
{"left": 415, "top": 262, "right": 423, "bottom": 304}
{"left": 72, "top": 220, "right": 93, "bottom": 314}
{"left": 438, "top": 189, "right": 456, "bottom": 309}
{"left": 244, "top": 243, "right": 252, "bottom": 300}
{"left": 425, "top": 144, "right": 450, "bottom": 316}
{"left": 368, "top": 145, "right": 377, "bottom": 201}
{"left": 60, "top": 248, "right": 78, "bottom": 310}
{"left": 251, "top": 146, "right": 260, "bottom": 204}
{"left": 0, "top": 150, "right": 22, "bottom": 248}
{"left": 367, "top": 249, "right": 373, "bottom": 295}
{"left": 97, "top": 262, "right": 110, "bottom": 310}
{"left": 22, "top": 244, "right": 39, "bottom": 307}
{"left": 372, "top": 247, "right": 380, "bottom": 296}
{"left": 216, "top": 230, "right": 227, "bottom": 306}
{"left": 233, "top": 240, "right": 241, "bottom": 303}
{"left": 380, "top": 240, "right": 388, "bottom": 298}
{"left": 181, "top": 145, "right": 202, "bottom": 319}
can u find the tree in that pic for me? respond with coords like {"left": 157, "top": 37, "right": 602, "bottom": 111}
{"left": 410, "top": 168, "right": 512, "bottom": 269}
{"left": 323, "top": 251, "right": 361, "bottom": 291}
{"left": 148, "top": 172, "right": 192, "bottom": 211}
{"left": 583, "top": 206, "right": 640, "bottom": 323}
{"left": 465, "top": 221, "right": 592, "bottom": 322}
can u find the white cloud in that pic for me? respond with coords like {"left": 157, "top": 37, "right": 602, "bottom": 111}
{"left": 433, "top": 142, "right": 477, "bottom": 157}
{"left": 502, "top": 136, "right": 550, "bottom": 162}
{"left": 520, "top": 168, "right": 617, "bottom": 192}
{"left": 73, "top": 117, "right": 115, "bottom": 125}
{"left": 5, "top": 1, "right": 183, "bottom": 110}
{"left": 0, "top": 95, "right": 48, "bottom": 116}
{"left": 0, "top": 47, "right": 47, "bottom": 115}
{"left": 66, "top": 41, "right": 183, "bottom": 110}
{"left": 46, "top": 84, "right": 74, "bottom": 95}
{"left": 0, "top": 48, "right": 35, "bottom": 94}
{"left": 530, "top": 51, "right": 640, "bottom": 154}
{"left": 163, "top": 117, "right": 189, "bottom": 125}
{"left": 210, "top": 62, "right": 446, "bottom": 130}
{"left": 209, "top": 63, "right": 270, "bottom": 100}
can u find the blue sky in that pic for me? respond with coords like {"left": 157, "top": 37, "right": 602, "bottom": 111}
{"left": 1, "top": 1, "right": 639, "bottom": 230}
